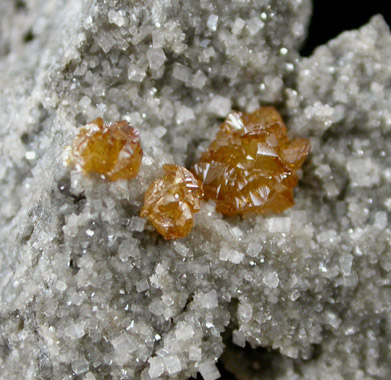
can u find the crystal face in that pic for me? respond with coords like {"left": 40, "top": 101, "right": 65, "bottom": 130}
{"left": 66, "top": 118, "right": 142, "bottom": 181}
{"left": 140, "top": 164, "right": 204, "bottom": 240}
{"left": 191, "top": 107, "right": 310, "bottom": 216}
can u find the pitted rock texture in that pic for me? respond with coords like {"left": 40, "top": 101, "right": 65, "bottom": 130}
{"left": 1, "top": 1, "right": 391, "bottom": 380}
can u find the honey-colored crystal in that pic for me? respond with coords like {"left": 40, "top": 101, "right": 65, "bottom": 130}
{"left": 140, "top": 164, "right": 204, "bottom": 240}
{"left": 66, "top": 118, "right": 142, "bottom": 181}
{"left": 191, "top": 107, "right": 310, "bottom": 216}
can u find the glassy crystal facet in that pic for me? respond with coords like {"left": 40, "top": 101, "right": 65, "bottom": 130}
{"left": 191, "top": 107, "right": 310, "bottom": 216}
{"left": 140, "top": 164, "right": 203, "bottom": 240}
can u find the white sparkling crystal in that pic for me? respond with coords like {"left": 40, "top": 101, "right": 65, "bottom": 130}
{"left": 232, "top": 329, "right": 246, "bottom": 347}
{"left": 340, "top": 254, "right": 354, "bottom": 276}
{"left": 111, "top": 334, "right": 136, "bottom": 353}
{"left": 64, "top": 322, "right": 85, "bottom": 340}
{"left": 199, "top": 361, "right": 221, "bottom": 380}
{"left": 347, "top": 158, "right": 381, "bottom": 187}
{"left": 147, "top": 48, "right": 167, "bottom": 70}
{"left": 177, "top": 105, "right": 195, "bottom": 123}
{"left": 174, "top": 242, "right": 190, "bottom": 256}
{"left": 238, "top": 302, "right": 253, "bottom": 322}
{"left": 219, "top": 247, "right": 244, "bottom": 264}
{"left": 207, "top": 15, "right": 219, "bottom": 31}
{"left": 25, "top": 151, "right": 36, "bottom": 160}
{"left": 128, "top": 64, "right": 147, "bottom": 82}
{"left": 152, "top": 29, "right": 165, "bottom": 48}
{"left": 172, "top": 63, "right": 192, "bottom": 84}
{"left": 267, "top": 217, "right": 291, "bottom": 233}
{"left": 246, "top": 17, "right": 264, "bottom": 35}
{"left": 163, "top": 355, "right": 182, "bottom": 375}
{"left": 108, "top": 10, "right": 126, "bottom": 27}
{"left": 263, "top": 272, "right": 280, "bottom": 289}
{"left": 99, "top": 34, "right": 116, "bottom": 53}
{"left": 149, "top": 299, "right": 164, "bottom": 315}
{"left": 232, "top": 18, "right": 245, "bottom": 34}
{"left": 374, "top": 211, "right": 388, "bottom": 230}
{"left": 208, "top": 95, "right": 231, "bottom": 117}
{"left": 198, "top": 290, "right": 218, "bottom": 309}
{"left": 83, "top": 372, "right": 96, "bottom": 380}
{"left": 175, "top": 324, "right": 194, "bottom": 340}
{"left": 192, "top": 70, "right": 207, "bottom": 89}
{"left": 129, "top": 216, "right": 146, "bottom": 232}
{"left": 148, "top": 357, "right": 165, "bottom": 379}
{"left": 72, "top": 359, "right": 89, "bottom": 375}
{"left": 189, "top": 346, "right": 202, "bottom": 361}
{"left": 136, "top": 279, "right": 149, "bottom": 293}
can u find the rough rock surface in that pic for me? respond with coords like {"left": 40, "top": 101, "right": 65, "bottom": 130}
{"left": 0, "top": 1, "right": 390, "bottom": 379}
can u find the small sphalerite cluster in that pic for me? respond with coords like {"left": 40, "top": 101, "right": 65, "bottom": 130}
{"left": 65, "top": 118, "right": 143, "bottom": 181}
{"left": 140, "top": 164, "right": 204, "bottom": 240}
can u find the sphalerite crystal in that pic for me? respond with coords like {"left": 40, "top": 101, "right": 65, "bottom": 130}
{"left": 191, "top": 107, "right": 310, "bottom": 216}
{"left": 140, "top": 164, "right": 204, "bottom": 240}
{"left": 65, "top": 118, "right": 142, "bottom": 181}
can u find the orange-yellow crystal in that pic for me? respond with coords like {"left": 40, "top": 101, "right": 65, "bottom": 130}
{"left": 191, "top": 107, "right": 310, "bottom": 216}
{"left": 140, "top": 164, "right": 204, "bottom": 240}
{"left": 67, "top": 118, "right": 142, "bottom": 181}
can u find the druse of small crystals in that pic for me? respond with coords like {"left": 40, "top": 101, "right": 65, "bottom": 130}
{"left": 65, "top": 118, "right": 142, "bottom": 181}
{"left": 140, "top": 164, "right": 204, "bottom": 240}
{"left": 192, "top": 107, "right": 310, "bottom": 216}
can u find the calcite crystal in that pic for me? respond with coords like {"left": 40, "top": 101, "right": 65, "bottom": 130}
{"left": 65, "top": 118, "right": 142, "bottom": 181}
{"left": 192, "top": 107, "right": 310, "bottom": 216}
{"left": 140, "top": 164, "right": 203, "bottom": 239}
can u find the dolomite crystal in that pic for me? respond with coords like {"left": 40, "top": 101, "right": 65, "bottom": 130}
{"left": 192, "top": 107, "right": 310, "bottom": 216}
{"left": 65, "top": 118, "right": 142, "bottom": 181}
{"left": 140, "top": 164, "right": 203, "bottom": 239}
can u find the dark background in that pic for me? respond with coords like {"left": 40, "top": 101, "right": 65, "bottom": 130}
{"left": 218, "top": 1, "right": 391, "bottom": 378}
{"left": 301, "top": 1, "right": 391, "bottom": 56}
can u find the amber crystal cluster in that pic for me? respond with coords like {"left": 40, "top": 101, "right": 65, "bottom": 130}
{"left": 66, "top": 118, "right": 142, "bottom": 181}
{"left": 140, "top": 164, "right": 204, "bottom": 240}
{"left": 65, "top": 108, "right": 309, "bottom": 240}
{"left": 191, "top": 107, "right": 310, "bottom": 216}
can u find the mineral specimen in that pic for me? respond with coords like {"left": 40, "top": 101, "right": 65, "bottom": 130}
{"left": 140, "top": 164, "right": 203, "bottom": 239}
{"left": 2, "top": 0, "right": 391, "bottom": 379}
{"left": 65, "top": 118, "right": 142, "bottom": 181}
{"left": 192, "top": 107, "right": 310, "bottom": 216}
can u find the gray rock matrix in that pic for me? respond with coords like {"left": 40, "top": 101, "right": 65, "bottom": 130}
{"left": 1, "top": 0, "right": 390, "bottom": 379}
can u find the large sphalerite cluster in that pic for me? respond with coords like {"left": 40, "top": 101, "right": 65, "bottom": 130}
{"left": 192, "top": 107, "right": 311, "bottom": 216}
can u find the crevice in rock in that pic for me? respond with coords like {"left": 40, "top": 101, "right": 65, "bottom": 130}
{"left": 23, "top": 29, "right": 34, "bottom": 44}
{"left": 14, "top": 0, "right": 26, "bottom": 11}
